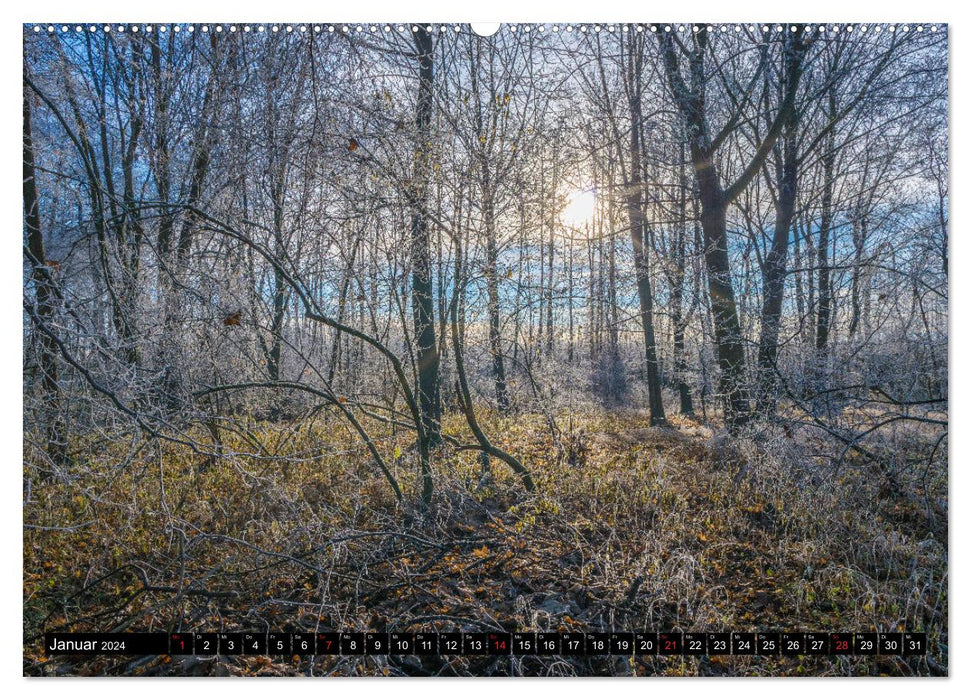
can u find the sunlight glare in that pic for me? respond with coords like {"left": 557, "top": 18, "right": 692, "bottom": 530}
{"left": 562, "top": 189, "right": 596, "bottom": 226}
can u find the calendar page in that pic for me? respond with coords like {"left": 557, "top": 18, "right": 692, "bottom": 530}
{"left": 22, "top": 19, "right": 948, "bottom": 677}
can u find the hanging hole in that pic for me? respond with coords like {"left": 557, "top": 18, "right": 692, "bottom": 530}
{"left": 470, "top": 23, "right": 501, "bottom": 37}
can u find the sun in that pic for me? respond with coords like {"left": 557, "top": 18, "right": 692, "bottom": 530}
{"left": 562, "top": 189, "right": 596, "bottom": 226}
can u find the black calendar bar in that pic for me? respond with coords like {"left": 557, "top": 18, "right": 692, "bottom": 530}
{"left": 43, "top": 631, "right": 928, "bottom": 656}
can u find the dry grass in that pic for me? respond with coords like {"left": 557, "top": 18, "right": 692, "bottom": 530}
{"left": 23, "top": 407, "right": 947, "bottom": 676}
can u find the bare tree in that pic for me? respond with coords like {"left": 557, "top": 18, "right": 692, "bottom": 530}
{"left": 659, "top": 24, "right": 810, "bottom": 430}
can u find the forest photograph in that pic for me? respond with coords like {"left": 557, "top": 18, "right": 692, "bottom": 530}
{"left": 22, "top": 21, "right": 947, "bottom": 677}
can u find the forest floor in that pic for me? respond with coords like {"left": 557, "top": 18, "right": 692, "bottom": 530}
{"left": 23, "top": 407, "right": 947, "bottom": 676}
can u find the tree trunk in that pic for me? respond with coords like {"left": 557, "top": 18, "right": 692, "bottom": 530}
{"left": 267, "top": 186, "right": 288, "bottom": 383}
{"left": 756, "top": 119, "right": 799, "bottom": 416}
{"left": 327, "top": 235, "right": 360, "bottom": 385}
{"left": 545, "top": 207, "right": 555, "bottom": 357}
{"left": 672, "top": 140, "right": 694, "bottom": 415}
{"left": 410, "top": 26, "right": 442, "bottom": 457}
{"left": 484, "top": 195, "right": 510, "bottom": 412}
{"left": 625, "top": 38, "right": 666, "bottom": 425}
{"left": 24, "top": 87, "right": 68, "bottom": 467}
{"left": 848, "top": 208, "right": 866, "bottom": 338}
{"left": 698, "top": 188, "right": 752, "bottom": 429}
{"left": 815, "top": 91, "right": 838, "bottom": 359}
